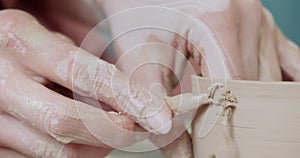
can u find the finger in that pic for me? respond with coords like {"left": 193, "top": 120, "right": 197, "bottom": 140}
{"left": 235, "top": 0, "right": 262, "bottom": 80}
{"left": 0, "top": 112, "right": 72, "bottom": 158}
{"left": 0, "top": 147, "right": 27, "bottom": 158}
{"left": 187, "top": 4, "right": 244, "bottom": 80}
{"left": 166, "top": 93, "right": 209, "bottom": 116}
{"left": 0, "top": 71, "right": 137, "bottom": 148}
{"left": 275, "top": 26, "right": 300, "bottom": 81}
{"left": 115, "top": 44, "right": 193, "bottom": 156}
{"left": 111, "top": 31, "right": 187, "bottom": 135}
{"left": 68, "top": 144, "right": 111, "bottom": 158}
{"left": 257, "top": 8, "right": 282, "bottom": 81}
{"left": 0, "top": 112, "right": 111, "bottom": 158}
{"left": 0, "top": 9, "right": 172, "bottom": 134}
{"left": 109, "top": 29, "right": 197, "bottom": 156}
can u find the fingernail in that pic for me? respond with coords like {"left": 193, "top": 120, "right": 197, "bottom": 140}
{"left": 145, "top": 108, "right": 172, "bottom": 134}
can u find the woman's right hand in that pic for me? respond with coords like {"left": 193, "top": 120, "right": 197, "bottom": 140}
{"left": 98, "top": 0, "right": 300, "bottom": 157}
{"left": 0, "top": 9, "right": 172, "bottom": 157}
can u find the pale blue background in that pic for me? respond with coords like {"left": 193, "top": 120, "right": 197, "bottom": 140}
{"left": 262, "top": 0, "right": 300, "bottom": 46}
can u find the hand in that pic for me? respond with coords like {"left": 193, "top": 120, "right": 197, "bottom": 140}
{"left": 98, "top": 0, "right": 300, "bottom": 157}
{"left": 0, "top": 9, "right": 172, "bottom": 157}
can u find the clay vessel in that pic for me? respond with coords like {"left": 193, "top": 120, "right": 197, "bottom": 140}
{"left": 191, "top": 76, "right": 300, "bottom": 158}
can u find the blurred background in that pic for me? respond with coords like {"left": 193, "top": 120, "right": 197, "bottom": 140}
{"left": 262, "top": 0, "right": 300, "bottom": 46}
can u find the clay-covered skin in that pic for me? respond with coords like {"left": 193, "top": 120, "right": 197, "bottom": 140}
{"left": 1, "top": 0, "right": 300, "bottom": 157}
{"left": 0, "top": 9, "right": 173, "bottom": 158}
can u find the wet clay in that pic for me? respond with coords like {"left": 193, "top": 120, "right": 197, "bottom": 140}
{"left": 191, "top": 76, "right": 300, "bottom": 158}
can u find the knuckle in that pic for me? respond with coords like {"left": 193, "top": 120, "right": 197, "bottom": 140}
{"left": 32, "top": 142, "right": 61, "bottom": 158}
{"left": 33, "top": 142, "right": 77, "bottom": 158}
{"left": 71, "top": 53, "right": 96, "bottom": 97}
{"left": 48, "top": 117, "right": 66, "bottom": 137}
{"left": 0, "top": 9, "right": 37, "bottom": 31}
{"left": 93, "top": 61, "right": 111, "bottom": 93}
{"left": 35, "top": 105, "right": 72, "bottom": 137}
{"left": 72, "top": 67, "right": 93, "bottom": 97}
{"left": 0, "top": 9, "right": 40, "bottom": 53}
{"left": 72, "top": 57, "right": 108, "bottom": 98}
{"left": 0, "top": 58, "right": 13, "bottom": 89}
{"left": 55, "top": 49, "right": 76, "bottom": 84}
{"left": 48, "top": 115, "right": 72, "bottom": 137}
{"left": 0, "top": 31, "right": 8, "bottom": 48}
{"left": 56, "top": 48, "right": 98, "bottom": 99}
{"left": 52, "top": 145, "right": 77, "bottom": 158}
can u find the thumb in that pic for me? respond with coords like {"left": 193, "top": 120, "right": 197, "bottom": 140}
{"left": 166, "top": 93, "right": 210, "bottom": 116}
{"left": 114, "top": 41, "right": 178, "bottom": 134}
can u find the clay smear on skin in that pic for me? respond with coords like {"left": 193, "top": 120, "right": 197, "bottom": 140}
{"left": 55, "top": 51, "right": 77, "bottom": 82}
{"left": 1, "top": 30, "right": 36, "bottom": 56}
{"left": 0, "top": 59, "right": 13, "bottom": 87}
{"left": 7, "top": 32, "right": 27, "bottom": 54}
{"left": 0, "top": 33, "right": 8, "bottom": 47}
{"left": 55, "top": 50, "right": 169, "bottom": 133}
{"left": 32, "top": 140, "right": 65, "bottom": 158}
{"left": 55, "top": 50, "right": 100, "bottom": 98}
